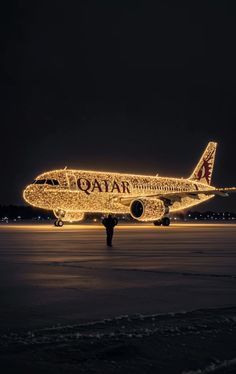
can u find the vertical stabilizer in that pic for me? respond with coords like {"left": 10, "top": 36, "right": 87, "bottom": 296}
{"left": 189, "top": 142, "right": 217, "bottom": 185}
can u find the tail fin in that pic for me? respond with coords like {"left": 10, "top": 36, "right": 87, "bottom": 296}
{"left": 189, "top": 142, "right": 217, "bottom": 185}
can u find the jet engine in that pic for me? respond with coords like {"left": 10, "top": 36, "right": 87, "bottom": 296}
{"left": 130, "top": 198, "right": 167, "bottom": 222}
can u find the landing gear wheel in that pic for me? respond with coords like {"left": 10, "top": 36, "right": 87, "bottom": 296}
{"left": 162, "top": 217, "right": 170, "bottom": 226}
{"left": 58, "top": 220, "right": 63, "bottom": 227}
{"left": 154, "top": 220, "right": 162, "bottom": 226}
{"left": 54, "top": 219, "right": 64, "bottom": 227}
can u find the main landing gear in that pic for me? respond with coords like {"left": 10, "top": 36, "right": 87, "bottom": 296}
{"left": 54, "top": 219, "right": 64, "bottom": 227}
{"left": 154, "top": 217, "right": 170, "bottom": 226}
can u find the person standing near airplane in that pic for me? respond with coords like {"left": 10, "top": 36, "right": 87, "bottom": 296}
{"left": 102, "top": 214, "right": 118, "bottom": 247}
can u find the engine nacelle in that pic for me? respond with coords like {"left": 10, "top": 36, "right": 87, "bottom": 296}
{"left": 130, "top": 198, "right": 167, "bottom": 222}
{"left": 54, "top": 210, "right": 84, "bottom": 222}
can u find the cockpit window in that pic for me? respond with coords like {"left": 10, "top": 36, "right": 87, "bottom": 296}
{"left": 34, "top": 179, "right": 46, "bottom": 184}
{"left": 46, "top": 179, "right": 60, "bottom": 186}
{"left": 33, "top": 178, "right": 60, "bottom": 186}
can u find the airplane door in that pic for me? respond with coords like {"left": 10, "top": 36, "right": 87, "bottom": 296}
{"left": 66, "top": 173, "right": 77, "bottom": 190}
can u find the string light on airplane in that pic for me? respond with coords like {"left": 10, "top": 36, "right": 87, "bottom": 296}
{"left": 23, "top": 142, "right": 236, "bottom": 225}
{"left": 23, "top": 168, "right": 215, "bottom": 223}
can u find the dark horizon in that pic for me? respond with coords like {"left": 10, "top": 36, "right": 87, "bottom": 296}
{"left": 1, "top": 1, "right": 236, "bottom": 209}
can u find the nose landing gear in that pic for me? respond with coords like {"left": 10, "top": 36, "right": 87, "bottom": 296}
{"left": 54, "top": 219, "right": 64, "bottom": 227}
{"left": 53, "top": 209, "right": 65, "bottom": 227}
{"left": 154, "top": 217, "right": 170, "bottom": 226}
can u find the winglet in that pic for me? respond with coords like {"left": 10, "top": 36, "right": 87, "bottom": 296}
{"left": 189, "top": 142, "right": 217, "bottom": 185}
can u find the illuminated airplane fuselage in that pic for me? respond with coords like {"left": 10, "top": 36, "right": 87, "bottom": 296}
{"left": 23, "top": 142, "right": 235, "bottom": 226}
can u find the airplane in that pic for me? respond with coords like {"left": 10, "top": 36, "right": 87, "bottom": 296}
{"left": 23, "top": 142, "right": 236, "bottom": 227}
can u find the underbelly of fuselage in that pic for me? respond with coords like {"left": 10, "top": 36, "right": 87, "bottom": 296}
{"left": 41, "top": 190, "right": 214, "bottom": 214}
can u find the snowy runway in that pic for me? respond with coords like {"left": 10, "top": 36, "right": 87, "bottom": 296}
{"left": 0, "top": 223, "right": 236, "bottom": 373}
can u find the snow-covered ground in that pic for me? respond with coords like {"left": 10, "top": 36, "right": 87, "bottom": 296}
{"left": 0, "top": 223, "right": 236, "bottom": 373}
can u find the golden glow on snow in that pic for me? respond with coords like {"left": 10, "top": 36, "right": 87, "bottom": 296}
{"left": 1, "top": 223, "right": 236, "bottom": 231}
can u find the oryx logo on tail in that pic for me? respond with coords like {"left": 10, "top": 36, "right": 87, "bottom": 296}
{"left": 189, "top": 142, "right": 217, "bottom": 185}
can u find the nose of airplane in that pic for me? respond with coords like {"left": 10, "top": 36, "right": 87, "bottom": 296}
{"left": 23, "top": 184, "right": 43, "bottom": 207}
{"left": 23, "top": 183, "right": 51, "bottom": 209}
{"left": 23, "top": 184, "right": 35, "bottom": 205}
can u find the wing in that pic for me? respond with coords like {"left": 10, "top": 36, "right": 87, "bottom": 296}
{"left": 117, "top": 187, "right": 236, "bottom": 206}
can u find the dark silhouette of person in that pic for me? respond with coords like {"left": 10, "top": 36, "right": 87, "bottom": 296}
{"left": 102, "top": 214, "right": 118, "bottom": 247}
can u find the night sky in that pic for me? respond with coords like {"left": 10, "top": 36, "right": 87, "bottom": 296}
{"left": 1, "top": 1, "right": 236, "bottom": 210}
